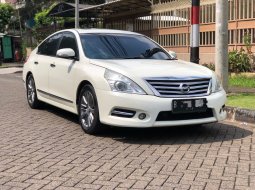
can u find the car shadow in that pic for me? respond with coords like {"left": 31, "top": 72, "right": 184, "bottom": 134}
{"left": 42, "top": 103, "right": 80, "bottom": 124}
{"left": 42, "top": 104, "right": 253, "bottom": 145}
{"left": 101, "top": 123, "right": 253, "bottom": 145}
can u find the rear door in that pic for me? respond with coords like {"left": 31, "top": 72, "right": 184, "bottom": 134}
{"left": 33, "top": 33, "right": 62, "bottom": 96}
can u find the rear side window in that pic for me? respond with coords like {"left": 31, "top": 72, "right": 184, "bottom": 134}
{"left": 38, "top": 33, "right": 62, "bottom": 56}
{"left": 58, "top": 32, "right": 79, "bottom": 58}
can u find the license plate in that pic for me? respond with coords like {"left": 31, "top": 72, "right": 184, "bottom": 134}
{"left": 172, "top": 98, "right": 207, "bottom": 114}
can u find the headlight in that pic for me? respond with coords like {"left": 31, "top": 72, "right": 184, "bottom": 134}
{"left": 104, "top": 69, "right": 146, "bottom": 95}
{"left": 212, "top": 73, "right": 222, "bottom": 93}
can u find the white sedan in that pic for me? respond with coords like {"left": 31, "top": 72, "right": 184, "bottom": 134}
{"left": 23, "top": 29, "right": 226, "bottom": 134}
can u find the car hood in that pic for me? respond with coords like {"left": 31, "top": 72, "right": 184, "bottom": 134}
{"left": 90, "top": 59, "right": 213, "bottom": 78}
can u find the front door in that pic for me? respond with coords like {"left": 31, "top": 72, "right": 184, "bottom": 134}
{"left": 48, "top": 32, "right": 79, "bottom": 107}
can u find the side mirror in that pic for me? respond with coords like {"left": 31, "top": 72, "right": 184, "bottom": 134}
{"left": 168, "top": 50, "right": 177, "bottom": 59}
{"left": 56, "top": 48, "right": 75, "bottom": 59}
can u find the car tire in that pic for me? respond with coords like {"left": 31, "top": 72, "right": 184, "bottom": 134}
{"left": 78, "top": 84, "right": 101, "bottom": 134}
{"left": 26, "top": 74, "right": 41, "bottom": 109}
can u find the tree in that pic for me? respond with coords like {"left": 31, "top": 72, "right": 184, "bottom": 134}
{"left": 0, "top": 3, "right": 14, "bottom": 33}
{"left": 34, "top": 3, "right": 56, "bottom": 27}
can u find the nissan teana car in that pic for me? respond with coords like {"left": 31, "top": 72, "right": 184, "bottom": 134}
{"left": 23, "top": 29, "right": 226, "bottom": 134}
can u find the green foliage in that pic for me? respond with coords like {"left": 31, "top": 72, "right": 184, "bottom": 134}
{"left": 202, "top": 63, "right": 215, "bottom": 71}
{"left": 25, "top": 0, "right": 104, "bottom": 19}
{"left": 34, "top": 3, "right": 60, "bottom": 27}
{"left": 32, "top": 28, "right": 52, "bottom": 44}
{"left": 0, "top": 3, "right": 14, "bottom": 33}
{"left": 34, "top": 9, "right": 53, "bottom": 27}
{"left": 229, "top": 33, "right": 254, "bottom": 73}
{"left": 244, "top": 33, "right": 252, "bottom": 54}
{"left": 229, "top": 48, "right": 252, "bottom": 73}
{"left": 33, "top": 3, "right": 64, "bottom": 43}
{"left": 21, "top": 42, "right": 27, "bottom": 61}
{"left": 244, "top": 33, "right": 255, "bottom": 70}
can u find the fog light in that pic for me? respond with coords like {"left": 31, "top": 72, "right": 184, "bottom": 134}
{"left": 138, "top": 113, "right": 146, "bottom": 120}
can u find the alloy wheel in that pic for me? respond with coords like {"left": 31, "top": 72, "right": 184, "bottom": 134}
{"left": 80, "top": 90, "right": 96, "bottom": 129}
{"left": 27, "top": 77, "right": 36, "bottom": 105}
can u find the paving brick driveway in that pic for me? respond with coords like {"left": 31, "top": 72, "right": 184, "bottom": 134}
{"left": 0, "top": 73, "right": 254, "bottom": 190}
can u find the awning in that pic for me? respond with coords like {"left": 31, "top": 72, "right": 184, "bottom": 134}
{"left": 80, "top": 0, "right": 151, "bottom": 19}
{"left": 47, "top": 2, "right": 93, "bottom": 17}
{"left": 48, "top": 0, "right": 152, "bottom": 19}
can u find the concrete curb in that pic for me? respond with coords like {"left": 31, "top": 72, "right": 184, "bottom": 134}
{"left": 225, "top": 106, "right": 255, "bottom": 125}
{"left": 0, "top": 67, "right": 23, "bottom": 75}
{"left": 0, "top": 63, "right": 24, "bottom": 68}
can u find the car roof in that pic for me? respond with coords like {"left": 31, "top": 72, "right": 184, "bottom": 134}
{"left": 59, "top": 28, "right": 143, "bottom": 36}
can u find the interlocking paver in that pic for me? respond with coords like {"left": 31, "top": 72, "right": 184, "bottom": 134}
{"left": 42, "top": 181, "right": 63, "bottom": 189}
{"left": 132, "top": 180, "right": 150, "bottom": 189}
{"left": 0, "top": 73, "right": 255, "bottom": 190}
{"left": 4, "top": 181, "right": 31, "bottom": 188}
{"left": 220, "top": 180, "right": 235, "bottom": 189}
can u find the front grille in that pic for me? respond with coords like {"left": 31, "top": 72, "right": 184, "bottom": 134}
{"left": 145, "top": 77, "right": 211, "bottom": 98}
{"left": 156, "top": 109, "right": 214, "bottom": 121}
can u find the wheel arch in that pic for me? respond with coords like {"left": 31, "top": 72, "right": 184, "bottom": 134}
{"left": 26, "top": 71, "right": 33, "bottom": 84}
{"left": 76, "top": 80, "right": 94, "bottom": 105}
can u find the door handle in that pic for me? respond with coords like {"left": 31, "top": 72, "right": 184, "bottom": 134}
{"left": 34, "top": 61, "right": 38, "bottom": 65}
{"left": 50, "top": 63, "right": 56, "bottom": 68}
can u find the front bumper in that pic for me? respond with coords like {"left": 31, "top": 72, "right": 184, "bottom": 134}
{"left": 96, "top": 89, "right": 227, "bottom": 128}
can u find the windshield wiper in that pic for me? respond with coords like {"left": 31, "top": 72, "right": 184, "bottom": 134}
{"left": 142, "top": 48, "right": 166, "bottom": 58}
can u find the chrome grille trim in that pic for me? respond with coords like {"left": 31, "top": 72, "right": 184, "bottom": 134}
{"left": 144, "top": 77, "right": 212, "bottom": 98}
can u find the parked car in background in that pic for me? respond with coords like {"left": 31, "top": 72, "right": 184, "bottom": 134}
{"left": 23, "top": 29, "right": 227, "bottom": 134}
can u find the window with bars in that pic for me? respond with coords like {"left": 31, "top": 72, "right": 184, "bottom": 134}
{"left": 200, "top": 31, "right": 215, "bottom": 46}
{"left": 229, "top": 30, "right": 236, "bottom": 45}
{"left": 200, "top": 4, "right": 216, "bottom": 24}
{"left": 152, "top": 33, "right": 189, "bottom": 47}
{"left": 151, "top": 8, "right": 190, "bottom": 28}
{"left": 152, "top": 28, "right": 255, "bottom": 48}
{"left": 134, "top": 16, "right": 152, "bottom": 31}
{"left": 236, "top": 0, "right": 254, "bottom": 19}
{"left": 236, "top": 28, "right": 255, "bottom": 44}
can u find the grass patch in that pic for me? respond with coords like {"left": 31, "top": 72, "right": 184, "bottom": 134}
{"left": 229, "top": 74, "right": 255, "bottom": 88}
{"left": 227, "top": 93, "right": 255, "bottom": 110}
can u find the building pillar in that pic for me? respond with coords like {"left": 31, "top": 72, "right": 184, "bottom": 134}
{"left": 190, "top": 0, "right": 200, "bottom": 64}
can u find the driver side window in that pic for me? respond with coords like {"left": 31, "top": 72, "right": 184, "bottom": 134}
{"left": 38, "top": 33, "right": 62, "bottom": 56}
{"left": 58, "top": 32, "right": 79, "bottom": 59}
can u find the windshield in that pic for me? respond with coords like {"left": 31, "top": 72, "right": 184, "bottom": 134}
{"left": 80, "top": 33, "right": 172, "bottom": 60}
